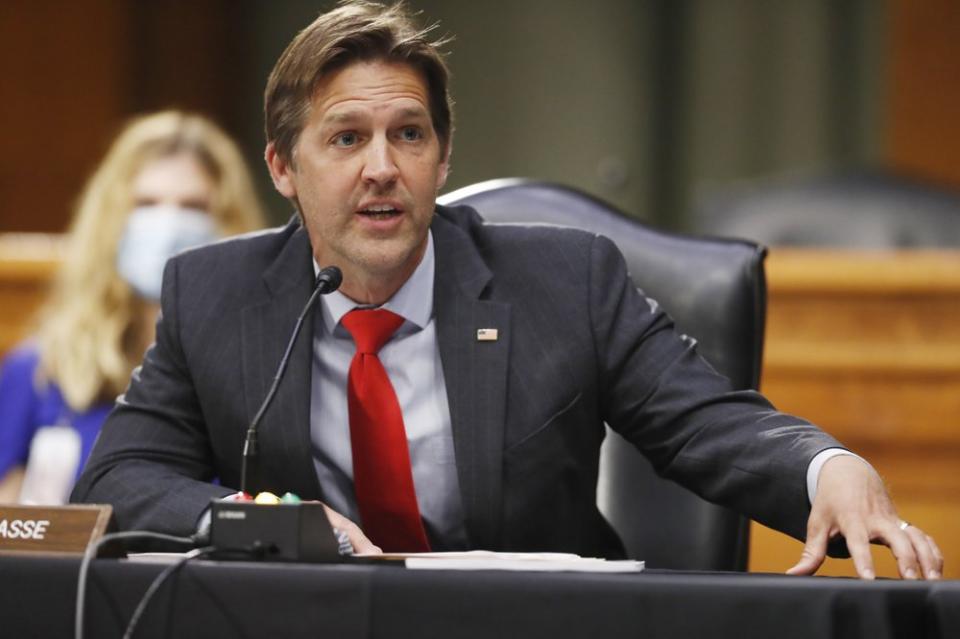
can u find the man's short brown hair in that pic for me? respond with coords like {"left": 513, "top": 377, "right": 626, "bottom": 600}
{"left": 265, "top": 0, "right": 453, "bottom": 165}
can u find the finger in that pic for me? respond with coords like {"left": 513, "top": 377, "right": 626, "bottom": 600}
{"left": 843, "top": 525, "right": 876, "bottom": 580}
{"left": 340, "top": 521, "right": 382, "bottom": 555}
{"left": 904, "top": 526, "right": 941, "bottom": 580}
{"left": 926, "top": 533, "right": 945, "bottom": 572}
{"left": 321, "top": 505, "right": 382, "bottom": 555}
{"left": 786, "top": 523, "right": 829, "bottom": 576}
{"left": 879, "top": 522, "right": 920, "bottom": 580}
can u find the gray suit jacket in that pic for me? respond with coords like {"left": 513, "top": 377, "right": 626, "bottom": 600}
{"left": 72, "top": 205, "right": 840, "bottom": 557}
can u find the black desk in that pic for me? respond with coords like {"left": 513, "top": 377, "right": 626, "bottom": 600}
{"left": 1, "top": 555, "right": 953, "bottom": 639}
{"left": 927, "top": 582, "right": 960, "bottom": 639}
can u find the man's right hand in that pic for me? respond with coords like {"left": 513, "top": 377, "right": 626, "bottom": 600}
{"left": 319, "top": 503, "right": 382, "bottom": 555}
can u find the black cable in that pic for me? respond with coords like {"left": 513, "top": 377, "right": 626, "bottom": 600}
{"left": 74, "top": 530, "right": 198, "bottom": 639}
{"left": 121, "top": 546, "right": 217, "bottom": 639}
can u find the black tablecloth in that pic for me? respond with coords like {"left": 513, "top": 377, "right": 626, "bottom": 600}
{"left": 927, "top": 581, "right": 960, "bottom": 639}
{"left": 1, "top": 555, "right": 954, "bottom": 639}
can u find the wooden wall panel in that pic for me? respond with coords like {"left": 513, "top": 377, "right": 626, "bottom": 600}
{"left": 126, "top": 1, "right": 248, "bottom": 131}
{"left": 0, "top": 235, "right": 61, "bottom": 356}
{"left": 750, "top": 250, "right": 960, "bottom": 578}
{"left": 0, "top": 0, "right": 131, "bottom": 232}
{"left": 886, "top": 0, "right": 960, "bottom": 187}
{"left": 0, "top": 1, "right": 247, "bottom": 235}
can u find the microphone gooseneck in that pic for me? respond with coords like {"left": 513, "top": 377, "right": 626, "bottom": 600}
{"left": 240, "top": 265, "right": 343, "bottom": 495}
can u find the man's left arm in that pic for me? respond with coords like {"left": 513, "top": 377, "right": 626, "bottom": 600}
{"left": 586, "top": 233, "right": 943, "bottom": 579}
{"left": 790, "top": 454, "right": 943, "bottom": 579}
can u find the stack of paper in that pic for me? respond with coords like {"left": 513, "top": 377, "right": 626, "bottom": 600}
{"left": 358, "top": 550, "right": 644, "bottom": 572}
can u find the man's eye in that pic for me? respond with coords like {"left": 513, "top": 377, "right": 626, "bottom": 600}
{"left": 333, "top": 132, "right": 357, "bottom": 147}
{"left": 400, "top": 127, "right": 423, "bottom": 141}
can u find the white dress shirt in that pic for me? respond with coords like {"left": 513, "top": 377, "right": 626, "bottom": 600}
{"left": 310, "top": 231, "right": 469, "bottom": 549}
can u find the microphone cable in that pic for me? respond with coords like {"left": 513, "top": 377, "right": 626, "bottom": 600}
{"left": 75, "top": 530, "right": 265, "bottom": 639}
{"left": 75, "top": 530, "right": 198, "bottom": 639}
{"left": 120, "top": 545, "right": 216, "bottom": 639}
{"left": 76, "top": 268, "right": 346, "bottom": 637}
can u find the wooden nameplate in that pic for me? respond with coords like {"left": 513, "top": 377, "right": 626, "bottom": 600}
{"left": 0, "top": 504, "right": 119, "bottom": 557}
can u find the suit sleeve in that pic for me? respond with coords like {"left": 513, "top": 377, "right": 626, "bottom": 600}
{"left": 70, "top": 257, "right": 233, "bottom": 535}
{"left": 587, "top": 233, "right": 843, "bottom": 543}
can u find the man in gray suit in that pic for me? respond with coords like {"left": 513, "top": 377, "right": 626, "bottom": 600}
{"left": 73, "top": 1, "right": 942, "bottom": 579}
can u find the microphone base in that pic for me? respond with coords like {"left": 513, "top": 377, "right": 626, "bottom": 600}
{"left": 209, "top": 500, "right": 342, "bottom": 562}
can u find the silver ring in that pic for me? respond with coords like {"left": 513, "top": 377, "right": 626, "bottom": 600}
{"left": 333, "top": 527, "right": 354, "bottom": 555}
{"left": 898, "top": 520, "right": 911, "bottom": 531}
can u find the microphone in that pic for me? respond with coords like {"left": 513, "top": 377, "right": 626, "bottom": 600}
{"left": 240, "top": 265, "right": 342, "bottom": 495}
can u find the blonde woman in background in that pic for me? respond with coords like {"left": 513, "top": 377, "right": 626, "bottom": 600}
{"left": 0, "top": 111, "right": 266, "bottom": 504}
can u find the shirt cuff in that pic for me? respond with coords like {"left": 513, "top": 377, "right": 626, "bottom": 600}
{"left": 806, "top": 448, "right": 869, "bottom": 504}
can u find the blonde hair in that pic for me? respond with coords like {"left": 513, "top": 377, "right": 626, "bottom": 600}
{"left": 35, "top": 111, "right": 266, "bottom": 410}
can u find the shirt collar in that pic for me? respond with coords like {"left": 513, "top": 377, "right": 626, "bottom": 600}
{"left": 314, "top": 230, "right": 435, "bottom": 334}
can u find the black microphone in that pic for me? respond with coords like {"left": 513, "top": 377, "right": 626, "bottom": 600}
{"left": 240, "top": 265, "right": 342, "bottom": 495}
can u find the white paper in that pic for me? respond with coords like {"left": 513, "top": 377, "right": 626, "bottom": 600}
{"left": 356, "top": 550, "right": 644, "bottom": 572}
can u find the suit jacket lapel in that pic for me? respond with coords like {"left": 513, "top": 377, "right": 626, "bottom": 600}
{"left": 240, "top": 221, "right": 322, "bottom": 499}
{"left": 432, "top": 210, "right": 511, "bottom": 549}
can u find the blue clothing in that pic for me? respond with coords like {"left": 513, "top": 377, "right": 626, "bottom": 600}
{"left": 0, "top": 344, "right": 111, "bottom": 481}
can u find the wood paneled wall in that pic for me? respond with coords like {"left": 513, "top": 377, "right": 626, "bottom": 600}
{"left": 0, "top": 234, "right": 61, "bottom": 355}
{"left": 0, "top": 1, "right": 247, "bottom": 234}
{"left": 0, "top": 1, "right": 129, "bottom": 233}
{"left": 750, "top": 250, "right": 960, "bottom": 578}
{"left": 886, "top": 0, "right": 960, "bottom": 187}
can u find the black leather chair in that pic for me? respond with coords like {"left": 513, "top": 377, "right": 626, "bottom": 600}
{"left": 439, "top": 179, "right": 766, "bottom": 571}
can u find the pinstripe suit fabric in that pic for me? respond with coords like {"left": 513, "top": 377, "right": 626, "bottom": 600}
{"left": 72, "top": 205, "right": 840, "bottom": 556}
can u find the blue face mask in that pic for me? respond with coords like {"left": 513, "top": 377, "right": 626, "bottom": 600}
{"left": 116, "top": 205, "right": 219, "bottom": 301}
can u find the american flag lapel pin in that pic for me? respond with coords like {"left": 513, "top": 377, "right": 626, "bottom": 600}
{"left": 476, "top": 328, "right": 499, "bottom": 342}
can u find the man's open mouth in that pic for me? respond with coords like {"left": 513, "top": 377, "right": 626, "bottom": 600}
{"left": 358, "top": 204, "right": 402, "bottom": 220}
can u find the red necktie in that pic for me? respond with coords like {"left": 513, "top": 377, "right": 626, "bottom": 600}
{"left": 341, "top": 308, "right": 431, "bottom": 552}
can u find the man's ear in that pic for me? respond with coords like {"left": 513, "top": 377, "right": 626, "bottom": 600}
{"left": 265, "top": 142, "right": 297, "bottom": 199}
{"left": 435, "top": 140, "right": 452, "bottom": 191}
